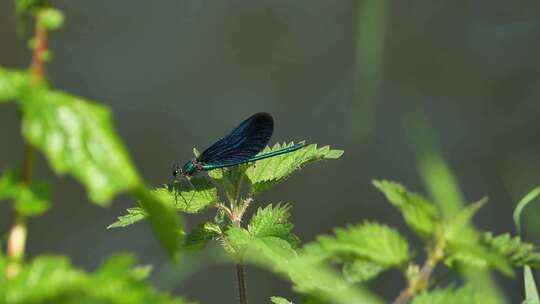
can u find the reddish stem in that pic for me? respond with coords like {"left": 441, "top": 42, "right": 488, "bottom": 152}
{"left": 5, "top": 10, "right": 48, "bottom": 278}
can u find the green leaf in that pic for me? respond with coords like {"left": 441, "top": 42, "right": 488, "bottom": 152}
{"left": 0, "top": 169, "right": 20, "bottom": 200}
{"left": 316, "top": 222, "right": 409, "bottom": 266}
{"left": 0, "top": 68, "right": 30, "bottom": 102}
{"left": 225, "top": 231, "right": 383, "bottom": 304}
{"left": 108, "top": 208, "right": 147, "bottom": 229}
{"left": 445, "top": 241, "right": 513, "bottom": 276}
{"left": 523, "top": 266, "right": 540, "bottom": 304}
{"left": 224, "top": 226, "right": 252, "bottom": 259}
{"left": 184, "top": 222, "right": 222, "bottom": 251}
{"left": 412, "top": 285, "right": 478, "bottom": 304}
{"left": 481, "top": 233, "right": 540, "bottom": 267}
{"left": 110, "top": 180, "right": 218, "bottom": 229}
{"left": 14, "top": 180, "right": 50, "bottom": 217}
{"left": 245, "top": 142, "right": 343, "bottom": 194}
{"left": 271, "top": 296, "right": 294, "bottom": 304}
{"left": 342, "top": 259, "right": 386, "bottom": 283}
{"left": 21, "top": 87, "right": 140, "bottom": 204}
{"left": 373, "top": 179, "right": 439, "bottom": 238}
{"left": 4, "top": 254, "right": 185, "bottom": 304}
{"left": 444, "top": 198, "right": 487, "bottom": 242}
{"left": 248, "top": 203, "right": 299, "bottom": 247}
{"left": 160, "top": 178, "right": 219, "bottom": 213}
{"left": 0, "top": 169, "right": 50, "bottom": 217}
{"left": 134, "top": 186, "right": 182, "bottom": 257}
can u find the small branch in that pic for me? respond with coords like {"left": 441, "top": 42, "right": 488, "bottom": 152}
{"left": 5, "top": 9, "right": 48, "bottom": 278}
{"left": 392, "top": 239, "right": 446, "bottom": 304}
{"left": 236, "top": 263, "right": 248, "bottom": 304}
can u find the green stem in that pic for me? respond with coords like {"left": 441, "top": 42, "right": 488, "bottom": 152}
{"left": 5, "top": 8, "right": 48, "bottom": 278}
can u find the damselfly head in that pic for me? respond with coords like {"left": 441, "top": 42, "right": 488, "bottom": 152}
{"left": 172, "top": 163, "right": 183, "bottom": 179}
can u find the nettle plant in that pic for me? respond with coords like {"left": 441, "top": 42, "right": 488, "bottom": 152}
{"left": 2, "top": 2, "right": 540, "bottom": 304}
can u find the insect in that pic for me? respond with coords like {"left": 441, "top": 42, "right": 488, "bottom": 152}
{"left": 172, "top": 112, "right": 305, "bottom": 179}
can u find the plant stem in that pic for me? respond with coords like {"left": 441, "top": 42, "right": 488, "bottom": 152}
{"left": 392, "top": 238, "right": 446, "bottom": 304}
{"left": 5, "top": 9, "right": 48, "bottom": 278}
{"left": 231, "top": 212, "right": 248, "bottom": 304}
{"left": 236, "top": 263, "right": 248, "bottom": 304}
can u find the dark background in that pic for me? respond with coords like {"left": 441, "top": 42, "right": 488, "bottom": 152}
{"left": 1, "top": 1, "right": 540, "bottom": 303}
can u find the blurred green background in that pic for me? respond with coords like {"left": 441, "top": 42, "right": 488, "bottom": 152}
{"left": 1, "top": 1, "right": 540, "bottom": 302}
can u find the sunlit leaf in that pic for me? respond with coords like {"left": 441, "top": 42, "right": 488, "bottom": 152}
{"left": 0, "top": 68, "right": 30, "bottom": 102}
{"left": 316, "top": 222, "right": 409, "bottom": 267}
{"left": 21, "top": 87, "right": 140, "bottom": 204}
{"left": 160, "top": 178, "right": 219, "bottom": 213}
{"left": 134, "top": 186, "right": 182, "bottom": 257}
{"left": 184, "top": 222, "right": 222, "bottom": 251}
{"left": 4, "top": 254, "right": 185, "bottom": 303}
{"left": 481, "top": 233, "right": 540, "bottom": 268}
{"left": 108, "top": 208, "right": 147, "bottom": 229}
{"left": 271, "top": 296, "right": 294, "bottom": 304}
{"left": 248, "top": 203, "right": 299, "bottom": 247}
{"left": 0, "top": 169, "right": 21, "bottom": 200}
{"left": 245, "top": 142, "right": 343, "bottom": 194}
{"left": 412, "top": 285, "right": 479, "bottom": 304}
{"left": 373, "top": 179, "right": 439, "bottom": 238}
{"left": 225, "top": 229, "right": 383, "bottom": 304}
{"left": 14, "top": 180, "right": 50, "bottom": 217}
{"left": 342, "top": 259, "right": 386, "bottom": 283}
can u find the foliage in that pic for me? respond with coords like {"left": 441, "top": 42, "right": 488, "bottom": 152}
{"left": 245, "top": 142, "right": 343, "bottom": 194}
{"left": 0, "top": 3, "right": 182, "bottom": 304}
{"left": 0, "top": 254, "right": 184, "bottom": 304}
{"left": 271, "top": 296, "right": 294, "bottom": 304}
{"left": 372, "top": 179, "right": 438, "bottom": 238}
{"left": 411, "top": 285, "right": 478, "bottom": 304}
{"left": 0, "top": 169, "right": 50, "bottom": 217}
{"left": 3, "top": 1, "right": 540, "bottom": 304}
{"left": 248, "top": 203, "right": 299, "bottom": 247}
{"left": 20, "top": 86, "right": 140, "bottom": 204}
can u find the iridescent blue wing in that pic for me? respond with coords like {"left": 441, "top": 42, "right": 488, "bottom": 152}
{"left": 198, "top": 112, "right": 274, "bottom": 167}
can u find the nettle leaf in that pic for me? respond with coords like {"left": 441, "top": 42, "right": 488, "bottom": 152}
{"left": 4, "top": 254, "right": 184, "bottom": 304}
{"left": 442, "top": 201, "right": 513, "bottom": 275}
{"left": 316, "top": 222, "right": 409, "bottom": 267}
{"left": 159, "top": 178, "right": 219, "bottom": 213}
{"left": 184, "top": 222, "right": 222, "bottom": 251}
{"left": 443, "top": 198, "right": 487, "bottom": 242}
{"left": 225, "top": 228, "right": 383, "bottom": 303}
{"left": 248, "top": 203, "right": 299, "bottom": 247}
{"left": 373, "top": 180, "right": 439, "bottom": 238}
{"left": 342, "top": 259, "right": 386, "bottom": 283}
{"left": 0, "top": 68, "right": 30, "bottom": 102}
{"left": 108, "top": 208, "right": 147, "bottom": 229}
{"left": 133, "top": 186, "right": 181, "bottom": 256}
{"left": 445, "top": 242, "right": 513, "bottom": 276}
{"left": 271, "top": 296, "right": 294, "bottom": 304}
{"left": 245, "top": 142, "right": 343, "bottom": 194}
{"left": 0, "top": 169, "right": 21, "bottom": 200}
{"left": 14, "top": 180, "right": 50, "bottom": 217}
{"left": 224, "top": 226, "right": 252, "bottom": 259}
{"left": 412, "top": 285, "right": 478, "bottom": 304}
{"left": 21, "top": 87, "right": 140, "bottom": 204}
{"left": 0, "top": 170, "right": 50, "bottom": 217}
{"left": 109, "top": 181, "right": 217, "bottom": 229}
{"left": 481, "top": 233, "right": 540, "bottom": 267}
{"left": 108, "top": 192, "right": 182, "bottom": 256}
